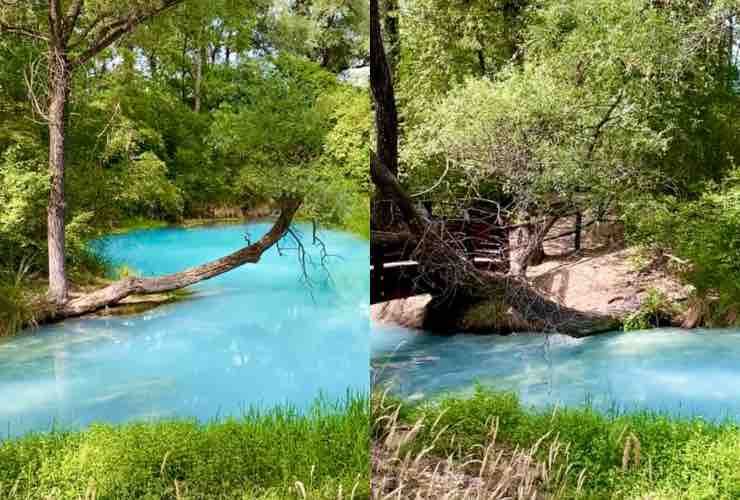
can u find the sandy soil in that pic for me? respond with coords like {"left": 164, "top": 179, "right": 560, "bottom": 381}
{"left": 530, "top": 217, "right": 690, "bottom": 319}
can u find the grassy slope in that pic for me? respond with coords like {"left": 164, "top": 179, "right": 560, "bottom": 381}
{"left": 0, "top": 396, "right": 369, "bottom": 500}
{"left": 387, "top": 388, "right": 740, "bottom": 499}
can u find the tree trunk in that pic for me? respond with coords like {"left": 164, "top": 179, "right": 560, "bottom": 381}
{"left": 477, "top": 48, "right": 486, "bottom": 76}
{"left": 508, "top": 219, "right": 554, "bottom": 277}
{"left": 47, "top": 47, "right": 70, "bottom": 305}
{"left": 574, "top": 211, "right": 582, "bottom": 251}
{"left": 148, "top": 53, "right": 158, "bottom": 77}
{"left": 370, "top": 0, "right": 398, "bottom": 177}
{"left": 382, "top": 0, "right": 400, "bottom": 75}
{"left": 39, "top": 198, "right": 301, "bottom": 322}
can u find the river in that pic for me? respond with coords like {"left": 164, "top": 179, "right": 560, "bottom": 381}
{"left": 0, "top": 222, "right": 369, "bottom": 437}
{"left": 372, "top": 323, "right": 740, "bottom": 421}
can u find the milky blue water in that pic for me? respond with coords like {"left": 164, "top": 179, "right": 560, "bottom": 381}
{"left": 0, "top": 223, "right": 368, "bottom": 437}
{"left": 372, "top": 324, "right": 740, "bottom": 421}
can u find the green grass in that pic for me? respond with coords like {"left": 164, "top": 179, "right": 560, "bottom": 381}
{"left": 0, "top": 259, "right": 37, "bottom": 336}
{"left": 0, "top": 395, "right": 370, "bottom": 500}
{"left": 388, "top": 387, "right": 740, "bottom": 499}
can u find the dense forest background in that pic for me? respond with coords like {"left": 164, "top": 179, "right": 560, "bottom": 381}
{"left": 0, "top": 0, "right": 370, "bottom": 326}
{"left": 382, "top": 0, "right": 739, "bottom": 321}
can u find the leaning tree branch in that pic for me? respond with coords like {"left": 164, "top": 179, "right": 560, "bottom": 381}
{"left": 70, "top": 0, "right": 185, "bottom": 68}
{"left": 38, "top": 198, "right": 302, "bottom": 322}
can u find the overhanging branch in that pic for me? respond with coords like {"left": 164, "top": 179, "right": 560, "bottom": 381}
{"left": 38, "top": 197, "right": 302, "bottom": 322}
{"left": 70, "top": 0, "right": 185, "bottom": 68}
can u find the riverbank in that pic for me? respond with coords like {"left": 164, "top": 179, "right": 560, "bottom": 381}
{"left": 2, "top": 206, "right": 368, "bottom": 337}
{"left": 0, "top": 396, "right": 369, "bottom": 499}
{"left": 373, "top": 388, "right": 740, "bottom": 499}
{"left": 371, "top": 226, "right": 706, "bottom": 336}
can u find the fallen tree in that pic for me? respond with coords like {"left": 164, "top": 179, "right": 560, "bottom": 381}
{"left": 36, "top": 197, "right": 301, "bottom": 323}
{"left": 369, "top": 0, "right": 618, "bottom": 336}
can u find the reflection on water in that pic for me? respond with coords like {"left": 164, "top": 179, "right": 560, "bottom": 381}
{"left": 0, "top": 223, "right": 369, "bottom": 437}
{"left": 372, "top": 324, "right": 740, "bottom": 420}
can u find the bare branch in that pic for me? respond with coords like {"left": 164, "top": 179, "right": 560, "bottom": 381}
{"left": 23, "top": 58, "right": 49, "bottom": 122}
{"left": 0, "top": 21, "right": 47, "bottom": 41}
{"left": 62, "top": 0, "right": 84, "bottom": 42}
{"left": 586, "top": 89, "right": 625, "bottom": 160}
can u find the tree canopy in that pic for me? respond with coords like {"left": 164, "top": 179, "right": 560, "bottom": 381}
{"left": 0, "top": 0, "right": 369, "bottom": 322}
{"left": 377, "top": 0, "right": 740, "bottom": 317}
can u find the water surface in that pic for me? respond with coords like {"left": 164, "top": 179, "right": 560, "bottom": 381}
{"left": 0, "top": 223, "right": 368, "bottom": 437}
{"left": 372, "top": 324, "right": 740, "bottom": 420}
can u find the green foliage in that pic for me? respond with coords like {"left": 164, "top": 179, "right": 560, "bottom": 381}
{"left": 397, "top": 387, "right": 740, "bottom": 499}
{"left": 0, "top": 143, "right": 47, "bottom": 265}
{"left": 397, "top": 0, "right": 528, "bottom": 115}
{"left": 0, "top": 259, "right": 34, "bottom": 337}
{"left": 114, "top": 153, "right": 184, "bottom": 220}
{"left": 623, "top": 288, "right": 677, "bottom": 331}
{"left": 0, "top": 0, "right": 370, "bottom": 311}
{"left": 625, "top": 169, "right": 740, "bottom": 308}
{"left": 402, "top": 0, "right": 737, "bottom": 210}
{"left": 210, "top": 55, "right": 370, "bottom": 231}
{"left": 318, "top": 86, "right": 372, "bottom": 193}
{"left": 0, "top": 395, "right": 369, "bottom": 499}
{"left": 210, "top": 58, "right": 330, "bottom": 201}
{"left": 268, "top": 0, "right": 369, "bottom": 72}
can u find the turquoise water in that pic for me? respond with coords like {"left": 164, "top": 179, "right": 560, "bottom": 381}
{"left": 0, "top": 223, "right": 368, "bottom": 437}
{"left": 372, "top": 324, "right": 740, "bottom": 420}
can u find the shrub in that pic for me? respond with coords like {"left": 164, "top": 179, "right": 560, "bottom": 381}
{"left": 623, "top": 288, "right": 677, "bottom": 331}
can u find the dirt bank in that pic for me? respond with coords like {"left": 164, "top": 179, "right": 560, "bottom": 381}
{"left": 372, "top": 218, "right": 692, "bottom": 335}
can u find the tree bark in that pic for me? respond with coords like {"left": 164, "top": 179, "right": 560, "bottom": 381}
{"left": 370, "top": 0, "right": 398, "bottom": 177}
{"left": 39, "top": 198, "right": 301, "bottom": 322}
{"left": 382, "top": 0, "right": 399, "bottom": 75}
{"left": 47, "top": 44, "right": 70, "bottom": 305}
{"left": 508, "top": 218, "right": 555, "bottom": 277}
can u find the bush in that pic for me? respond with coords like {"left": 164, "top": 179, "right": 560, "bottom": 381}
{"left": 624, "top": 169, "right": 740, "bottom": 312}
{"left": 623, "top": 288, "right": 677, "bottom": 331}
{"left": 114, "top": 153, "right": 184, "bottom": 221}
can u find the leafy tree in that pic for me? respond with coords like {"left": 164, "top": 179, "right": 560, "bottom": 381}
{"left": 1, "top": 0, "right": 188, "bottom": 304}
{"left": 268, "top": 0, "right": 369, "bottom": 72}
{"left": 400, "top": 0, "right": 739, "bottom": 275}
